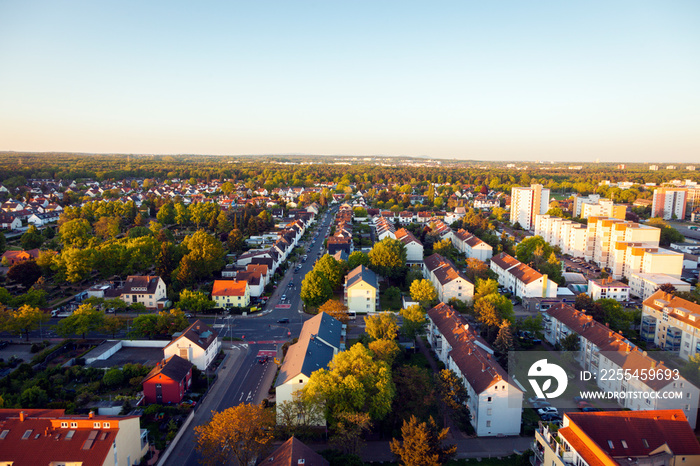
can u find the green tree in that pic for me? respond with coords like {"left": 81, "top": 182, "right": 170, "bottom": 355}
{"left": 347, "top": 251, "right": 370, "bottom": 270}
{"left": 103, "top": 367, "right": 125, "bottom": 387}
{"left": 400, "top": 304, "right": 427, "bottom": 340}
{"left": 365, "top": 313, "right": 399, "bottom": 341}
{"left": 180, "top": 230, "right": 225, "bottom": 280}
{"left": 474, "top": 278, "right": 498, "bottom": 301}
{"left": 368, "top": 338, "right": 401, "bottom": 367}
{"left": 560, "top": 333, "right": 581, "bottom": 351}
{"left": 0, "top": 304, "right": 49, "bottom": 341}
{"left": 20, "top": 225, "right": 43, "bottom": 250}
{"left": 301, "top": 270, "right": 333, "bottom": 308}
{"left": 94, "top": 216, "right": 121, "bottom": 240}
{"left": 59, "top": 218, "right": 93, "bottom": 248}
{"left": 315, "top": 254, "right": 345, "bottom": 289}
{"left": 368, "top": 237, "right": 407, "bottom": 279}
{"left": 129, "top": 314, "right": 159, "bottom": 339}
{"left": 227, "top": 228, "right": 245, "bottom": 252}
{"left": 437, "top": 369, "right": 468, "bottom": 412}
{"left": 52, "top": 247, "right": 94, "bottom": 283}
{"left": 21, "top": 386, "right": 48, "bottom": 408}
{"left": 494, "top": 320, "right": 514, "bottom": 356}
{"left": 0, "top": 231, "right": 6, "bottom": 254}
{"left": 647, "top": 217, "right": 685, "bottom": 246}
{"left": 409, "top": 279, "right": 438, "bottom": 307}
{"left": 392, "top": 365, "right": 436, "bottom": 423}
{"left": 390, "top": 415, "right": 456, "bottom": 466}
{"left": 176, "top": 289, "right": 215, "bottom": 315}
{"left": 156, "top": 201, "right": 175, "bottom": 224}
{"left": 474, "top": 299, "right": 500, "bottom": 340}
{"left": 194, "top": 403, "right": 275, "bottom": 466}
{"left": 101, "top": 315, "right": 126, "bottom": 338}
{"left": 304, "top": 343, "right": 395, "bottom": 422}
{"left": 56, "top": 303, "right": 105, "bottom": 339}
{"left": 155, "top": 309, "right": 190, "bottom": 336}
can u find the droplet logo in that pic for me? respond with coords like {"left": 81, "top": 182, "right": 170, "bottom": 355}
{"left": 528, "top": 358, "right": 568, "bottom": 400}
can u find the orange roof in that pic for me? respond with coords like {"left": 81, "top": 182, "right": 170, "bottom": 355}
{"left": 211, "top": 280, "right": 248, "bottom": 297}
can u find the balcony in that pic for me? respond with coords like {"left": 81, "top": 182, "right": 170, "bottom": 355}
{"left": 640, "top": 317, "right": 656, "bottom": 342}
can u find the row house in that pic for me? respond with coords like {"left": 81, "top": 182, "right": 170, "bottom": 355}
{"left": 142, "top": 355, "right": 193, "bottom": 404}
{"left": 27, "top": 211, "right": 60, "bottom": 227}
{"left": 416, "top": 211, "right": 433, "bottom": 223}
{"left": 374, "top": 217, "right": 396, "bottom": 240}
{"left": 0, "top": 212, "right": 22, "bottom": 230}
{"left": 395, "top": 228, "right": 423, "bottom": 262}
{"left": 423, "top": 253, "right": 474, "bottom": 304}
{"left": 444, "top": 206, "right": 466, "bottom": 224}
{"left": 398, "top": 211, "right": 415, "bottom": 224}
{"left": 543, "top": 303, "right": 699, "bottom": 428}
{"left": 533, "top": 410, "right": 700, "bottom": 466}
{"left": 490, "top": 253, "right": 558, "bottom": 299}
{"left": 275, "top": 312, "right": 344, "bottom": 424}
{"left": 452, "top": 229, "right": 493, "bottom": 262}
{"left": 641, "top": 290, "right": 700, "bottom": 362}
{"left": 426, "top": 303, "right": 522, "bottom": 436}
{"left": 427, "top": 217, "right": 454, "bottom": 242}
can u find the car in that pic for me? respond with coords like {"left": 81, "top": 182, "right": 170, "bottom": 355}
{"left": 581, "top": 406, "right": 598, "bottom": 412}
{"left": 281, "top": 294, "right": 287, "bottom": 301}
{"left": 184, "top": 313, "right": 193, "bottom": 318}
{"left": 288, "top": 282, "right": 294, "bottom": 288}
{"left": 528, "top": 396, "right": 547, "bottom": 405}
{"left": 541, "top": 413, "right": 562, "bottom": 422}
{"left": 537, "top": 407, "right": 559, "bottom": 416}
{"left": 577, "top": 401, "right": 593, "bottom": 410}
{"left": 277, "top": 318, "right": 290, "bottom": 323}
{"left": 532, "top": 401, "right": 551, "bottom": 410}
{"left": 257, "top": 355, "right": 269, "bottom": 364}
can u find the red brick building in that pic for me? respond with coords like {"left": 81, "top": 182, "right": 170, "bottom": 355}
{"left": 142, "top": 355, "right": 193, "bottom": 404}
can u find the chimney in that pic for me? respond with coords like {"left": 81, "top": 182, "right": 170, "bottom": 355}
{"left": 481, "top": 363, "right": 485, "bottom": 372}
{"left": 643, "top": 351, "right": 647, "bottom": 357}
{"left": 19, "top": 411, "right": 25, "bottom": 422}
{"left": 468, "top": 348, "right": 472, "bottom": 355}
{"left": 605, "top": 323, "right": 610, "bottom": 327}
{"left": 89, "top": 410, "right": 94, "bottom": 419}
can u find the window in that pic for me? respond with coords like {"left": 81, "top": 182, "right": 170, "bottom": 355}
{"left": 299, "top": 379, "right": 303, "bottom": 384}
{"left": 487, "top": 408, "right": 492, "bottom": 415}
{"left": 607, "top": 440, "right": 614, "bottom": 449}
{"left": 642, "top": 439, "right": 649, "bottom": 448}
{"left": 486, "top": 420, "right": 491, "bottom": 427}
{"left": 22, "top": 430, "right": 33, "bottom": 439}
{"left": 487, "top": 397, "right": 492, "bottom": 402}
{"left": 61, "top": 422, "right": 68, "bottom": 428}
{"left": 621, "top": 440, "right": 628, "bottom": 448}
{"left": 103, "top": 423, "right": 110, "bottom": 429}
{"left": 70, "top": 422, "right": 77, "bottom": 428}
{"left": 94, "top": 422, "right": 100, "bottom": 428}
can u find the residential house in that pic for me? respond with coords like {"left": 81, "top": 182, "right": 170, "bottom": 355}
{"left": 641, "top": 290, "right": 700, "bottom": 361}
{"left": 490, "top": 253, "right": 558, "bottom": 299}
{"left": 142, "top": 355, "right": 193, "bottom": 404}
{"left": 0, "top": 409, "right": 149, "bottom": 466}
{"left": 163, "top": 320, "right": 220, "bottom": 370}
{"left": 275, "top": 312, "right": 343, "bottom": 424}
{"left": 327, "top": 236, "right": 352, "bottom": 256}
{"left": 211, "top": 280, "right": 251, "bottom": 308}
{"left": 533, "top": 410, "right": 700, "bottom": 466}
{"left": 426, "top": 303, "right": 523, "bottom": 436}
{"left": 0, "top": 212, "right": 22, "bottom": 230}
{"left": 262, "top": 437, "right": 330, "bottom": 466}
{"left": 587, "top": 278, "right": 630, "bottom": 302}
{"left": 423, "top": 253, "right": 474, "bottom": 304}
{"left": 104, "top": 275, "right": 168, "bottom": 310}
{"left": 453, "top": 229, "right": 493, "bottom": 262}
{"left": 543, "top": 303, "right": 700, "bottom": 427}
{"left": 344, "top": 265, "right": 379, "bottom": 314}
{"left": 1, "top": 248, "right": 40, "bottom": 266}
{"left": 395, "top": 228, "right": 424, "bottom": 262}
{"left": 27, "top": 211, "right": 60, "bottom": 227}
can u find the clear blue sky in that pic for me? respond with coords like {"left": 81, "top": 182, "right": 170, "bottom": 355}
{"left": 1, "top": 1, "right": 699, "bottom": 162}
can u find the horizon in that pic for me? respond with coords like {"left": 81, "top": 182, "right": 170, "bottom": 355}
{"left": 1, "top": 1, "right": 699, "bottom": 162}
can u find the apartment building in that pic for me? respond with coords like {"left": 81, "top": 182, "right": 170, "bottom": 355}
{"left": 395, "top": 228, "right": 424, "bottom": 262}
{"left": 629, "top": 272, "right": 691, "bottom": 300}
{"left": 587, "top": 278, "right": 630, "bottom": 302}
{"left": 543, "top": 303, "right": 699, "bottom": 427}
{"left": 0, "top": 409, "right": 149, "bottom": 466}
{"left": 641, "top": 291, "right": 700, "bottom": 362}
{"left": 344, "top": 265, "right": 379, "bottom": 313}
{"left": 587, "top": 217, "right": 661, "bottom": 269}
{"left": 510, "top": 184, "right": 550, "bottom": 230}
{"left": 534, "top": 215, "right": 587, "bottom": 258}
{"left": 426, "top": 303, "right": 522, "bottom": 436}
{"left": 423, "top": 253, "right": 475, "bottom": 304}
{"left": 452, "top": 228, "right": 493, "bottom": 262}
{"left": 533, "top": 410, "right": 700, "bottom": 466}
{"left": 613, "top": 243, "right": 684, "bottom": 280}
{"left": 163, "top": 320, "right": 220, "bottom": 370}
{"left": 490, "top": 252, "right": 558, "bottom": 299}
{"left": 652, "top": 188, "right": 687, "bottom": 220}
{"left": 573, "top": 194, "right": 626, "bottom": 219}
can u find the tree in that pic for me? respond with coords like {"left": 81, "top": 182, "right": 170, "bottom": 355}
{"left": 647, "top": 217, "right": 685, "bottom": 246}
{"left": 348, "top": 251, "right": 370, "bottom": 270}
{"left": 154, "top": 309, "right": 190, "bottom": 336}
{"left": 52, "top": 247, "right": 94, "bottom": 283}
{"left": 494, "top": 320, "right": 514, "bottom": 356}
{"left": 180, "top": 230, "right": 225, "bottom": 281}
{"left": 301, "top": 270, "right": 333, "bottom": 308}
{"left": 560, "top": 333, "right": 581, "bottom": 351}
{"left": 433, "top": 238, "right": 456, "bottom": 259}
{"left": 657, "top": 283, "right": 677, "bottom": 294}
{"left": 94, "top": 216, "right": 121, "bottom": 240}
{"left": 59, "top": 218, "right": 93, "bottom": 248}
{"left": 368, "top": 237, "right": 407, "bottom": 279}
{"left": 410, "top": 279, "right": 438, "bottom": 307}
{"left": 194, "top": 403, "right": 274, "bottom": 466}
{"left": 56, "top": 303, "right": 104, "bottom": 339}
{"left": 464, "top": 258, "right": 489, "bottom": 283}
{"left": 400, "top": 304, "right": 427, "bottom": 340}
{"left": 318, "top": 299, "right": 350, "bottom": 324}
{"left": 177, "top": 289, "right": 215, "bottom": 315}
{"left": 330, "top": 412, "right": 372, "bottom": 457}
{"left": 304, "top": 343, "right": 395, "bottom": 422}
{"left": 276, "top": 390, "right": 325, "bottom": 437}
{"left": 474, "top": 299, "right": 500, "bottom": 340}
{"left": 7, "top": 260, "right": 42, "bottom": 289}
{"left": 574, "top": 293, "right": 595, "bottom": 313}
{"left": 20, "top": 225, "right": 43, "bottom": 250}
{"left": 390, "top": 415, "right": 456, "bottom": 466}
{"left": 129, "top": 314, "right": 159, "bottom": 339}
{"left": 392, "top": 365, "right": 436, "bottom": 423}
{"left": 156, "top": 201, "right": 175, "bottom": 224}
{"left": 227, "top": 228, "right": 245, "bottom": 252}
{"left": 437, "top": 369, "right": 469, "bottom": 412}
{"left": 101, "top": 315, "right": 126, "bottom": 338}
{"left": 365, "top": 313, "right": 399, "bottom": 341}
{"left": 474, "top": 278, "right": 498, "bottom": 301}
{"left": 315, "top": 254, "right": 344, "bottom": 289}
{"left": 368, "top": 338, "right": 401, "bottom": 366}
{"left": 0, "top": 231, "right": 5, "bottom": 254}
{"left": 0, "top": 304, "right": 49, "bottom": 341}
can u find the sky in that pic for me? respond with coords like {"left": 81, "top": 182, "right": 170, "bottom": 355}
{"left": 1, "top": 1, "right": 699, "bottom": 162}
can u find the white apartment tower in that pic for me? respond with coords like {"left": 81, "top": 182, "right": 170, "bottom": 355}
{"left": 510, "top": 184, "right": 550, "bottom": 230}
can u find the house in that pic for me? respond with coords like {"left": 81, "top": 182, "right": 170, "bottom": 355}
{"left": 423, "top": 253, "right": 474, "bottom": 304}
{"left": 104, "top": 275, "right": 168, "bottom": 310}
{"left": 641, "top": 290, "right": 700, "bottom": 361}
{"left": 0, "top": 212, "right": 22, "bottom": 230}
{"left": 211, "top": 280, "right": 251, "bottom": 308}
{"left": 262, "top": 437, "right": 329, "bottom": 466}
{"left": 426, "top": 303, "right": 523, "bottom": 436}
{"left": 453, "top": 229, "right": 493, "bottom": 262}
{"left": 395, "top": 228, "right": 424, "bottom": 262}
{"left": 587, "top": 278, "right": 630, "bottom": 302}
{"left": 1, "top": 248, "right": 40, "bottom": 266}
{"left": 0, "top": 409, "right": 149, "bottom": 466}
{"left": 344, "top": 265, "right": 379, "bottom": 314}
{"left": 533, "top": 410, "right": 700, "bottom": 466}
{"left": 275, "top": 313, "right": 343, "bottom": 424}
{"left": 142, "top": 355, "right": 193, "bottom": 404}
{"left": 27, "top": 211, "right": 60, "bottom": 227}
{"left": 543, "top": 303, "right": 700, "bottom": 427}
{"left": 327, "top": 236, "right": 352, "bottom": 256}
{"left": 163, "top": 320, "right": 220, "bottom": 370}
{"left": 490, "top": 252, "right": 558, "bottom": 299}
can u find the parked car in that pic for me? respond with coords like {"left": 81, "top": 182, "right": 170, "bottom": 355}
{"left": 541, "top": 413, "right": 562, "bottom": 422}
{"left": 537, "top": 407, "right": 559, "bottom": 416}
{"left": 528, "top": 396, "right": 547, "bottom": 405}
{"left": 577, "top": 401, "right": 594, "bottom": 410}
{"left": 532, "top": 401, "right": 552, "bottom": 410}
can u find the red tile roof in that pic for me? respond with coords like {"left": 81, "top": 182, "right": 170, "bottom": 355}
{"left": 262, "top": 437, "right": 329, "bottom": 466}
{"left": 212, "top": 279, "right": 248, "bottom": 297}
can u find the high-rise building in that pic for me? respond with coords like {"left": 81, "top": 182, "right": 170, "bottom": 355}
{"left": 572, "top": 194, "right": 626, "bottom": 219}
{"left": 652, "top": 188, "right": 687, "bottom": 220}
{"left": 509, "top": 184, "right": 550, "bottom": 230}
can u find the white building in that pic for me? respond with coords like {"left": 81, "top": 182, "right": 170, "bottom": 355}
{"left": 544, "top": 303, "right": 699, "bottom": 428}
{"left": 490, "top": 252, "right": 558, "bottom": 299}
{"left": 652, "top": 188, "right": 688, "bottom": 220}
{"left": 453, "top": 229, "right": 493, "bottom": 262}
{"left": 629, "top": 272, "right": 691, "bottom": 300}
{"left": 163, "top": 320, "right": 221, "bottom": 370}
{"left": 587, "top": 278, "right": 630, "bottom": 302}
{"left": 641, "top": 291, "right": 700, "bottom": 362}
{"left": 572, "top": 194, "right": 626, "bottom": 219}
{"left": 426, "top": 303, "right": 522, "bottom": 436}
{"left": 534, "top": 215, "right": 587, "bottom": 258}
{"left": 423, "top": 253, "right": 474, "bottom": 304}
{"left": 104, "top": 276, "right": 168, "bottom": 310}
{"left": 395, "top": 228, "right": 424, "bottom": 262}
{"left": 510, "top": 184, "right": 550, "bottom": 230}
{"left": 344, "top": 265, "right": 379, "bottom": 314}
